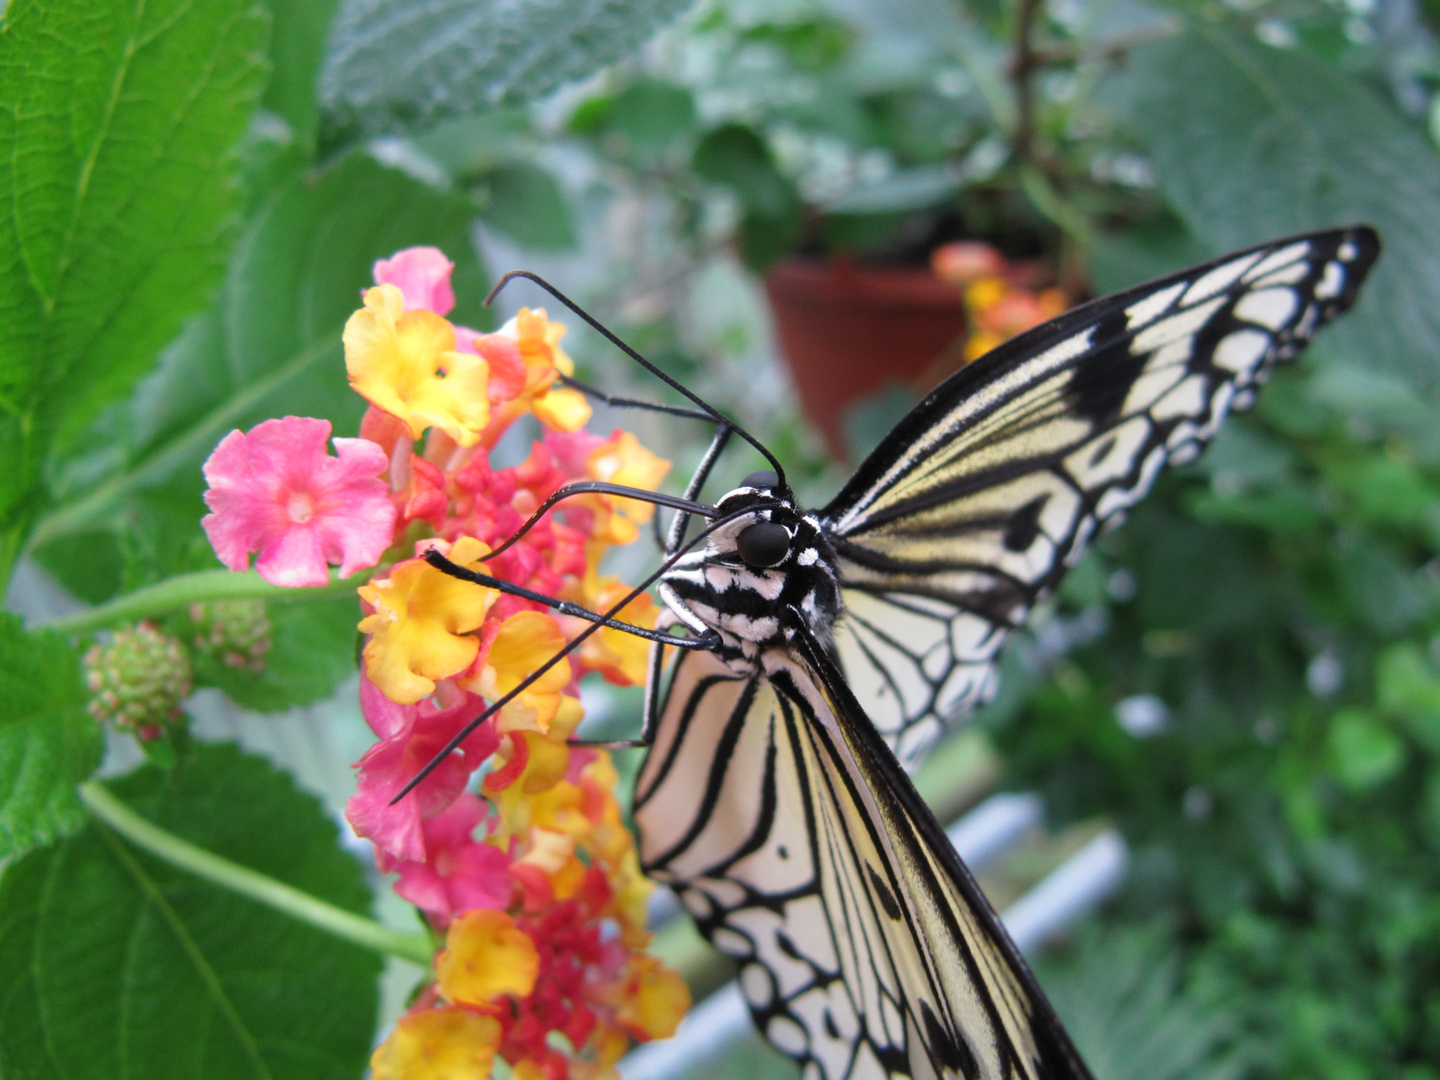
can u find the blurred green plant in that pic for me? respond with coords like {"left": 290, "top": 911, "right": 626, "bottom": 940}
{"left": 4, "top": 0, "right": 1440, "bottom": 1075}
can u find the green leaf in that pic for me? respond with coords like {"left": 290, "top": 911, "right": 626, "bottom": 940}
{"left": 319, "top": 0, "right": 692, "bottom": 146}
{"left": 1327, "top": 708, "right": 1406, "bottom": 791}
{"left": 1110, "top": 26, "right": 1440, "bottom": 396}
{"left": 199, "top": 595, "right": 360, "bottom": 712}
{"left": 0, "top": 0, "right": 270, "bottom": 562}
{"left": 1375, "top": 642, "right": 1440, "bottom": 753}
{"left": 32, "top": 153, "right": 485, "bottom": 578}
{"left": 0, "top": 743, "right": 381, "bottom": 1080}
{"left": 255, "top": 0, "right": 339, "bottom": 148}
{"left": 591, "top": 81, "right": 697, "bottom": 161}
{"left": 692, "top": 124, "right": 802, "bottom": 270}
{"left": 1036, "top": 921, "right": 1244, "bottom": 1080}
{"left": 693, "top": 124, "right": 800, "bottom": 219}
{"left": 476, "top": 161, "right": 578, "bottom": 251}
{"left": 0, "top": 614, "right": 103, "bottom": 859}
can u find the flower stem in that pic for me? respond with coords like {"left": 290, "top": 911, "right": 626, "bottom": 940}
{"left": 79, "top": 780, "right": 433, "bottom": 966}
{"left": 39, "top": 566, "right": 370, "bottom": 637}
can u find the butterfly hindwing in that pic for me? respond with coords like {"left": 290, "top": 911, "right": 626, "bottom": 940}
{"left": 635, "top": 640, "right": 1091, "bottom": 1080}
{"left": 823, "top": 226, "right": 1381, "bottom": 766}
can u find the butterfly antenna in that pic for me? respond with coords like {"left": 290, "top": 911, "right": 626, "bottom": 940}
{"left": 478, "top": 481, "right": 717, "bottom": 562}
{"left": 486, "top": 270, "right": 790, "bottom": 496}
{"left": 389, "top": 499, "right": 785, "bottom": 805}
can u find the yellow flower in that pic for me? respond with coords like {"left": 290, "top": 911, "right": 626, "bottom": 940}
{"left": 344, "top": 284, "right": 491, "bottom": 446}
{"left": 461, "top": 610, "right": 572, "bottom": 733}
{"left": 532, "top": 385, "right": 592, "bottom": 431}
{"left": 369, "top": 1007, "right": 501, "bottom": 1080}
{"left": 586, "top": 432, "right": 671, "bottom": 544}
{"left": 578, "top": 576, "right": 658, "bottom": 686}
{"left": 963, "top": 329, "right": 1004, "bottom": 363}
{"left": 963, "top": 276, "right": 1008, "bottom": 314}
{"left": 437, "top": 909, "right": 541, "bottom": 1005}
{"left": 358, "top": 537, "right": 496, "bottom": 704}
{"left": 499, "top": 307, "right": 593, "bottom": 432}
{"left": 618, "top": 955, "right": 691, "bottom": 1040}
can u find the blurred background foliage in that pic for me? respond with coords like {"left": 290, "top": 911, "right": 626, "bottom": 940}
{"left": 4, "top": 0, "right": 1440, "bottom": 1077}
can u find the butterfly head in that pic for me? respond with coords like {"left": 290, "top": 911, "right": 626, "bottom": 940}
{"left": 658, "top": 470, "right": 840, "bottom": 658}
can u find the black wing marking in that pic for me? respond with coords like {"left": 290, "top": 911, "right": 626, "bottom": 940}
{"left": 821, "top": 226, "right": 1380, "bottom": 767}
{"left": 633, "top": 640, "right": 1092, "bottom": 1080}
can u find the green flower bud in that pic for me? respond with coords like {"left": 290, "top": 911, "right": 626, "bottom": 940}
{"left": 84, "top": 623, "right": 193, "bottom": 739}
{"left": 189, "top": 599, "right": 272, "bottom": 673}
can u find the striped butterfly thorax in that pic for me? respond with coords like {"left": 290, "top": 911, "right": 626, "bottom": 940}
{"left": 632, "top": 227, "right": 1380, "bottom": 1080}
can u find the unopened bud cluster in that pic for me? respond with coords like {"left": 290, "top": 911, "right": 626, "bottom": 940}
{"left": 84, "top": 624, "right": 193, "bottom": 738}
{"left": 190, "top": 599, "right": 272, "bottom": 672}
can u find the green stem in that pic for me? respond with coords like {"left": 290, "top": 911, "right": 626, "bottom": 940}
{"left": 38, "top": 566, "right": 371, "bottom": 636}
{"left": 80, "top": 780, "right": 433, "bottom": 966}
{"left": 1019, "top": 165, "right": 1095, "bottom": 247}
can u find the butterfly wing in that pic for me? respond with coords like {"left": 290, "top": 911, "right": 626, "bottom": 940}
{"left": 634, "top": 633, "right": 1091, "bottom": 1080}
{"left": 821, "top": 226, "right": 1380, "bottom": 766}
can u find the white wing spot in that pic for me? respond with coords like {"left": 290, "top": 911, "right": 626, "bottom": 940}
{"left": 1314, "top": 260, "right": 1344, "bottom": 300}
{"left": 1235, "top": 287, "right": 1298, "bottom": 330}
{"left": 1066, "top": 415, "right": 1152, "bottom": 488}
{"left": 768, "top": 1016, "right": 809, "bottom": 1056}
{"left": 1254, "top": 260, "right": 1310, "bottom": 287}
{"left": 1125, "top": 282, "right": 1186, "bottom": 330}
{"left": 1131, "top": 296, "right": 1227, "bottom": 354}
{"left": 1180, "top": 251, "right": 1265, "bottom": 305}
{"left": 1339, "top": 240, "right": 1358, "bottom": 261}
{"left": 1214, "top": 329, "right": 1271, "bottom": 375}
{"left": 1243, "top": 241, "right": 1311, "bottom": 282}
{"left": 1169, "top": 440, "right": 1200, "bottom": 464}
{"left": 741, "top": 963, "right": 775, "bottom": 1008}
{"left": 1152, "top": 373, "right": 1208, "bottom": 421}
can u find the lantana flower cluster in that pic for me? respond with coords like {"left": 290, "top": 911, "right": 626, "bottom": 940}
{"left": 931, "top": 240, "right": 1071, "bottom": 361}
{"left": 200, "top": 247, "right": 688, "bottom": 1078}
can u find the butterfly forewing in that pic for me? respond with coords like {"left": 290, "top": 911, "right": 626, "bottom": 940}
{"left": 823, "top": 227, "right": 1380, "bottom": 766}
{"left": 636, "top": 636, "right": 1091, "bottom": 1080}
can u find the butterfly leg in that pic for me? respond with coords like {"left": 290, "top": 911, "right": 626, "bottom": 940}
{"left": 566, "top": 610, "right": 675, "bottom": 751}
{"left": 661, "top": 422, "right": 733, "bottom": 552}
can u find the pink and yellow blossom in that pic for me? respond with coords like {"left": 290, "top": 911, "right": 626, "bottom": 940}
{"left": 204, "top": 245, "right": 693, "bottom": 1079}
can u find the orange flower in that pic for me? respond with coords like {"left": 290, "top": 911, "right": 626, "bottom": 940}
{"left": 369, "top": 1007, "right": 502, "bottom": 1080}
{"left": 585, "top": 431, "right": 671, "bottom": 544}
{"left": 578, "top": 576, "right": 658, "bottom": 686}
{"left": 498, "top": 307, "right": 593, "bottom": 432}
{"left": 461, "top": 610, "right": 572, "bottom": 734}
{"left": 344, "top": 284, "right": 491, "bottom": 446}
{"left": 618, "top": 955, "right": 691, "bottom": 1040}
{"left": 437, "top": 910, "right": 541, "bottom": 1005}
{"left": 358, "top": 537, "right": 496, "bottom": 703}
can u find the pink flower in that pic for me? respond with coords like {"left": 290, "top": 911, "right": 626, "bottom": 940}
{"left": 373, "top": 247, "right": 455, "bottom": 315}
{"left": 202, "top": 417, "right": 396, "bottom": 588}
{"left": 389, "top": 793, "right": 514, "bottom": 917}
{"left": 347, "top": 675, "right": 499, "bottom": 864}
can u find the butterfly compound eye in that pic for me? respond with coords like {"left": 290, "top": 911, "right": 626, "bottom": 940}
{"left": 741, "top": 470, "right": 779, "bottom": 489}
{"left": 737, "top": 522, "right": 790, "bottom": 567}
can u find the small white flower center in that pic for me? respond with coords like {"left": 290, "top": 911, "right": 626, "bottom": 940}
{"left": 286, "top": 491, "right": 315, "bottom": 524}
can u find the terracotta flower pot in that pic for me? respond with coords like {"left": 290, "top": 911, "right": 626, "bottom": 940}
{"left": 764, "top": 257, "right": 968, "bottom": 459}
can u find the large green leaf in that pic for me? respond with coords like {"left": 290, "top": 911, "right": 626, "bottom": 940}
{"left": 34, "top": 153, "right": 485, "bottom": 587}
{"left": 1109, "top": 26, "right": 1440, "bottom": 396}
{"left": 0, "top": 0, "right": 269, "bottom": 560}
{"left": 0, "top": 743, "right": 381, "bottom": 1080}
{"left": 0, "top": 614, "right": 103, "bottom": 860}
{"left": 319, "top": 0, "right": 693, "bottom": 145}
{"left": 256, "top": 0, "right": 339, "bottom": 148}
